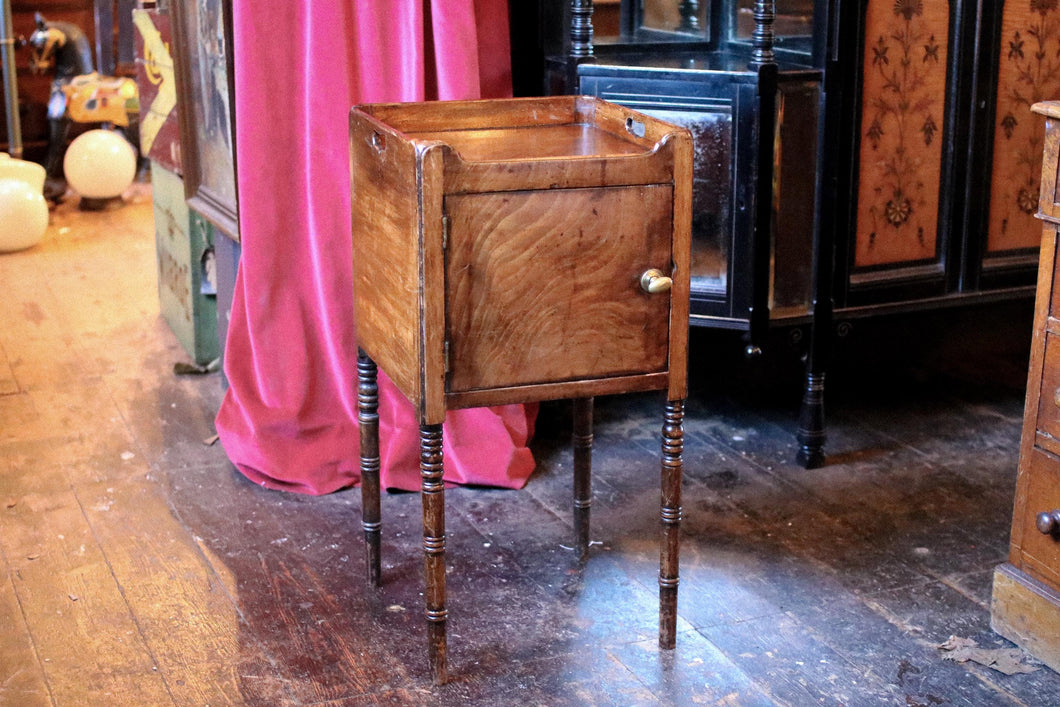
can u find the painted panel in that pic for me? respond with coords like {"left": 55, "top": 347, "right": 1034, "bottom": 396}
{"left": 151, "top": 161, "right": 219, "bottom": 365}
{"left": 134, "top": 9, "right": 182, "bottom": 174}
{"left": 988, "top": 0, "right": 1060, "bottom": 254}
{"left": 855, "top": 0, "right": 950, "bottom": 268}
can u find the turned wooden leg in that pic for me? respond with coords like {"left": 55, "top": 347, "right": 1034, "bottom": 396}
{"left": 796, "top": 371, "right": 826, "bottom": 469}
{"left": 572, "top": 397, "right": 594, "bottom": 561}
{"left": 357, "top": 349, "right": 381, "bottom": 587}
{"left": 659, "top": 399, "right": 684, "bottom": 649}
{"left": 420, "top": 423, "right": 447, "bottom": 685}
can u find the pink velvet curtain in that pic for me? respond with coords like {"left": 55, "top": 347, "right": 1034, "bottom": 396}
{"left": 215, "top": 0, "right": 536, "bottom": 494}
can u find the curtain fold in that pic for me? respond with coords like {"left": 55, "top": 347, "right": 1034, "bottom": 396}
{"left": 216, "top": 0, "right": 533, "bottom": 494}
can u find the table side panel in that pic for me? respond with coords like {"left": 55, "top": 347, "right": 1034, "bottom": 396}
{"left": 408, "top": 125, "right": 648, "bottom": 163}
{"left": 667, "top": 129, "right": 694, "bottom": 400}
{"left": 1036, "top": 330, "right": 1060, "bottom": 443}
{"left": 355, "top": 96, "right": 580, "bottom": 134}
{"left": 584, "top": 97, "right": 698, "bottom": 150}
{"left": 420, "top": 146, "right": 448, "bottom": 425}
{"left": 445, "top": 185, "right": 674, "bottom": 393}
{"left": 356, "top": 96, "right": 684, "bottom": 153}
{"left": 441, "top": 151, "right": 674, "bottom": 194}
{"left": 1034, "top": 109, "right": 1060, "bottom": 221}
{"left": 446, "top": 372, "right": 671, "bottom": 410}
{"left": 350, "top": 114, "right": 424, "bottom": 404}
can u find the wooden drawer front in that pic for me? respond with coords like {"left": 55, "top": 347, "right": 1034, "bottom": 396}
{"left": 1018, "top": 448, "right": 1060, "bottom": 589}
{"left": 445, "top": 185, "right": 673, "bottom": 393}
{"left": 1038, "top": 332, "right": 1060, "bottom": 443}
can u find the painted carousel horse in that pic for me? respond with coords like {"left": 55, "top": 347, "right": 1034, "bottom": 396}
{"left": 27, "top": 13, "right": 139, "bottom": 200}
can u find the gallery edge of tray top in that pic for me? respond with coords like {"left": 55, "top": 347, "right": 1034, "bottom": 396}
{"left": 405, "top": 123, "right": 652, "bottom": 163}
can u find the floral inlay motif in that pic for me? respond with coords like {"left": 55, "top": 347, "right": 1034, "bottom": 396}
{"left": 855, "top": 1, "right": 946, "bottom": 267}
{"left": 1032, "top": 0, "right": 1058, "bottom": 16}
{"left": 894, "top": 0, "right": 923, "bottom": 21}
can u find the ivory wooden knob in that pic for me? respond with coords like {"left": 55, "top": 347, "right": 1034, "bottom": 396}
{"left": 1036, "top": 509, "right": 1060, "bottom": 536}
{"left": 640, "top": 269, "right": 672, "bottom": 294}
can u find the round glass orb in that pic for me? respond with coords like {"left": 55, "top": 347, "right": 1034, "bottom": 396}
{"left": 64, "top": 129, "right": 138, "bottom": 199}
{"left": 0, "top": 178, "right": 49, "bottom": 253}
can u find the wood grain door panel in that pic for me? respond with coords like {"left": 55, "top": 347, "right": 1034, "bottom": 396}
{"left": 445, "top": 185, "right": 673, "bottom": 393}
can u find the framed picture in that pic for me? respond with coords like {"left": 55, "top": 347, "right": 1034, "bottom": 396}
{"left": 170, "top": 0, "right": 238, "bottom": 240}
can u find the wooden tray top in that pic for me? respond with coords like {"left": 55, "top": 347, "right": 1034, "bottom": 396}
{"left": 405, "top": 124, "right": 649, "bottom": 162}
{"left": 352, "top": 95, "right": 673, "bottom": 166}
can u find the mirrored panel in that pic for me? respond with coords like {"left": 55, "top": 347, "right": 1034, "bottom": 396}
{"left": 771, "top": 80, "right": 819, "bottom": 318}
{"left": 639, "top": 107, "right": 732, "bottom": 296}
{"left": 594, "top": 0, "right": 711, "bottom": 43}
{"left": 641, "top": 0, "right": 709, "bottom": 36}
{"left": 734, "top": 0, "right": 814, "bottom": 40}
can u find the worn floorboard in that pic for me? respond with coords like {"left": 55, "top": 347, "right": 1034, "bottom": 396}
{"left": 2, "top": 186, "right": 1060, "bottom": 704}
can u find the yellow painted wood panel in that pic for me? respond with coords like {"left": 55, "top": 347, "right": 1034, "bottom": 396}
{"left": 988, "top": 1, "right": 1060, "bottom": 253}
{"left": 855, "top": 0, "right": 949, "bottom": 268}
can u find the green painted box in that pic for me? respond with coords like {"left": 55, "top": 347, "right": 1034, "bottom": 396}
{"left": 151, "top": 161, "right": 219, "bottom": 365}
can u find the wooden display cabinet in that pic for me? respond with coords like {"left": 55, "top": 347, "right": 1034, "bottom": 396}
{"left": 349, "top": 96, "right": 692, "bottom": 684}
{"left": 991, "top": 101, "right": 1060, "bottom": 674}
{"left": 527, "top": 0, "right": 1044, "bottom": 468}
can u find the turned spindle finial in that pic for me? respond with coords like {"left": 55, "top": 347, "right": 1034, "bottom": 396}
{"left": 570, "top": 0, "right": 594, "bottom": 58}
{"left": 749, "top": 0, "right": 777, "bottom": 68}
{"left": 678, "top": 0, "right": 702, "bottom": 33}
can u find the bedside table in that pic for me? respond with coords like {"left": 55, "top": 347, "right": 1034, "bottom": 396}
{"left": 350, "top": 96, "right": 692, "bottom": 684}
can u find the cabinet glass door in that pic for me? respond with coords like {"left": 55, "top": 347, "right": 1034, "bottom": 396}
{"left": 640, "top": 0, "right": 710, "bottom": 36}
{"left": 733, "top": 0, "right": 814, "bottom": 40}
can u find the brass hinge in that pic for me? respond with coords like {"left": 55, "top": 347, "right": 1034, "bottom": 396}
{"left": 441, "top": 215, "right": 450, "bottom": 250}
{"left": 443, "top": 341, "right": 451, "bottom": 373}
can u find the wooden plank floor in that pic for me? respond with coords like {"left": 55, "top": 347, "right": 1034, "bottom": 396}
{"left": 3, "top": 185, "right": 1060, "bottom": 705}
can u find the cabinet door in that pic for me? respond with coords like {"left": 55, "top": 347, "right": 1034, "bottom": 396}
{"left": 444, "top": 185, "right": 673, "bottom": 393}
{"left": 839, "top": 0, "right": 1042, "bottom": 303}
{"left": 986, "top": 1, "right": 1060, "bottom": 256}
{"left": 853, "top": 0, "right": 951, "bottom": 273}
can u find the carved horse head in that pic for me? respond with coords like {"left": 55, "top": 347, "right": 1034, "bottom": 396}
{"left": 26, "top": 13, "right": 94, "bottom": 81}
{"left": 27, "top": 13, "right": 68, "bottom": 74}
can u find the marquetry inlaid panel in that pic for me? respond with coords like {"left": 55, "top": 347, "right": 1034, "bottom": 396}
{"left": 855, "top": 0, "right": 950, "bottom": 269}
{"left": 987, "top": 0, "right": 1060, "bottom": 254}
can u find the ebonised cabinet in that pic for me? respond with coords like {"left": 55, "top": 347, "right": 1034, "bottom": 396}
{"left": 828, "top": 0, "right": 1045, "bottom": 308}
{"left": 529, "top": 0, "right": 1047, "bottom": 467}
{"left": 579, "top": 54, "right": 820, "bottom": 343}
